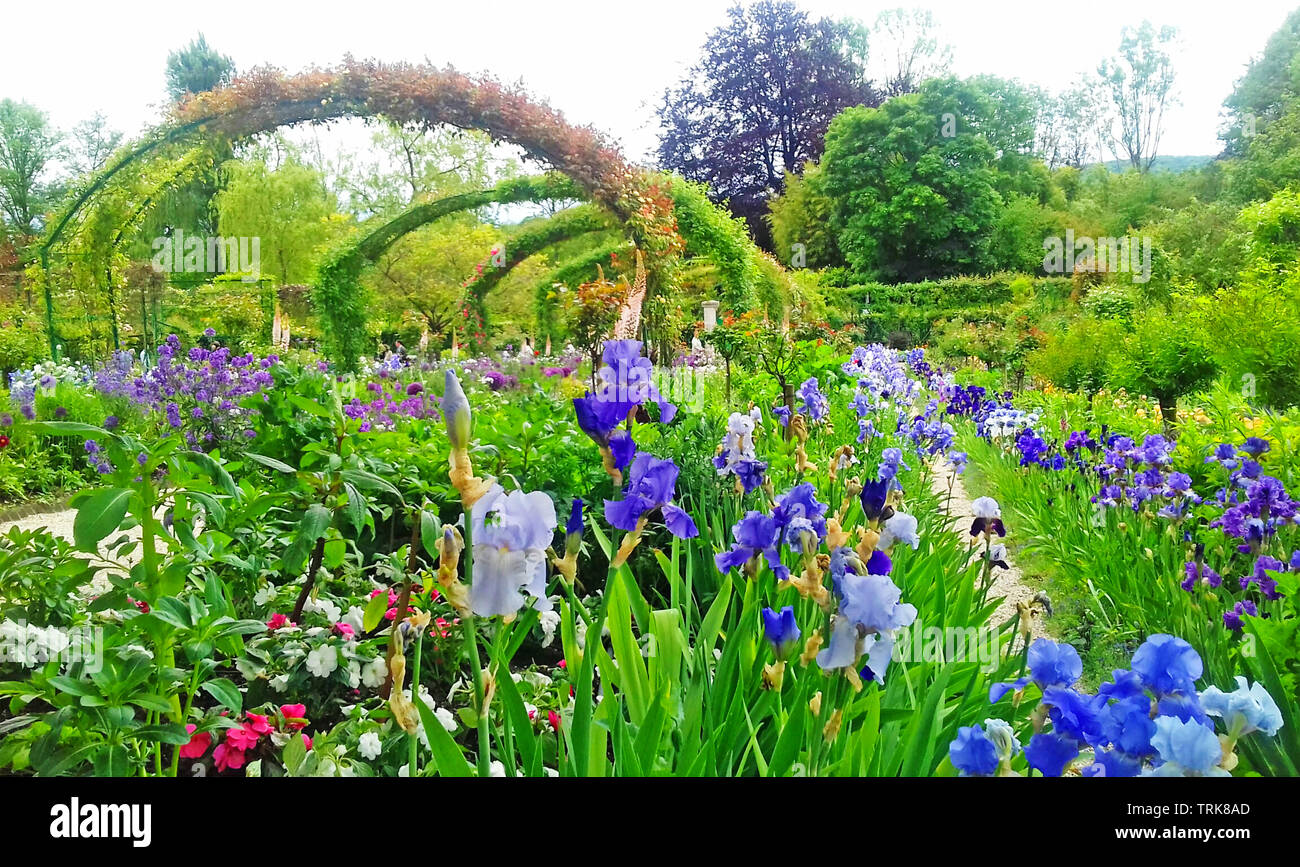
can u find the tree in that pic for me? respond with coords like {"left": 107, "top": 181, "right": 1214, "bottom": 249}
{"left": 657, "top": 0, "right": 876, "bottom": 244}
{"left": 165, "top": 34, "right": 235, "bottom": 102}
{"left": 868, "top": 8, "right": 953, "bottom": 98}
{"left": 67, "top": 112, "right": 123, "bottom": 178}
{"left": 333, "top": 124, "right": 510, "bottom": 219}
{"left": 0, "top": 99, "right": 62, "bottom": 235}
{"left": 215, "top": 155, "right": 349, "bottom": 284}
{"left": 1036, "top": 78, "right": 1108, "bottom": 170}
{"left": 1220, "top": 8, "right": 1300, "bottom": 156}
{"left": 766, "top": 162, "right": 838, "bottom": 269}
{"left": 821, "top": 77, "right": 1003, "bottom": 281}
{"left": 1097, "top": 22, "right": 1179, "bottom": 172}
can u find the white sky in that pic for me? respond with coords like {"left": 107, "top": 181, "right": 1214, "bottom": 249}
{"left": 1, "top": 0, "right": 1295, "bottom": 166}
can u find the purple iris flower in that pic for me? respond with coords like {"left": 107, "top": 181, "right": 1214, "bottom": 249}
{"left": 715, "top": 511, "right": 786, "bottom": 579}
{"left": 605, "top": 452, "right": 698, "bottom": 538}
{"left": 760, "top": 606, "right": 800, "bottom": 658}
{"left": 772, "top": 483, "right": 828, "bottom": 551}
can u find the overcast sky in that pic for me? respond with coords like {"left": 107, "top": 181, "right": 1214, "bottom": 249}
{"left": 3, "top": 0, "right": 1295, "bottom": 165}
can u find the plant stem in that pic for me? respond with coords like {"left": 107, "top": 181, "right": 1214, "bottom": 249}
{"left": 461, "top": 518, "right": 493, "bottom": 777}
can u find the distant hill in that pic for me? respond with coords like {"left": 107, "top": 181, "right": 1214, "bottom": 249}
{"left": 1096, "top": 155, "right": 1215, "bottom": 173}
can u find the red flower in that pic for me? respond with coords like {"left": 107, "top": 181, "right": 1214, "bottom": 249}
{"left": 0, "top": 435, "right": 9, "bottom": 450}
{"left": 547, "top": 710, "right": 561, "bottom": 733}
{"left": 180, "top": 725, "right": 211, "bottom": 759}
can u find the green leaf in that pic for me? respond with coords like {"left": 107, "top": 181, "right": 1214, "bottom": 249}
{"left": 201, "top": 678, "right": 243, "bottom": 715}
{"left": 362, "top": 592, "right": 389, "bottom": 633}
{"left": 282, "top": 730, "right": 307, "bottom": 775}
{"left": 73, "top": 487, "right": 133, "bottom": 552}
{"left": 413, "top": 694, "right": 473, "bottom": 777}
{"left": 243, "top": 452, "right": 297, "bottom": 474}
{"left": 420, "top": 510, "right": 443, "bottom": 559}
{"left": 132, "top": 723, "right": 192, "bottom": 746}
{"left": 323, "top": 538, "right": 347, "bottom": 570}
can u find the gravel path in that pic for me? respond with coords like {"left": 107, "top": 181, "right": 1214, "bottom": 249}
{"left": 930, "top": 456, "right": 1047, "bottom": 652}
{"left": 1, "top": 507, "right": 137, "bottom": 596}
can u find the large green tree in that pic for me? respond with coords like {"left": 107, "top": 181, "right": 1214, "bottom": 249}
{"left": 165, "top": 34, "right": 236, "bottom": 102}
{"left": 0, "top": 99, "right": 62, "bottom": 235}
{"left": 1096, "top": 22, "right": 1179, "bottom": 173}
{"left": 821, "top": 77, "right": 1004, "bottom": 281}
{"left": 216, "top": 155, "right": 349, "bottom": 284}
{"left": 1221, "top": 8, "right": 1300, "bottom": 156}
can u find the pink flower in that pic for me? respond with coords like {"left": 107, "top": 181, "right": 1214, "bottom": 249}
{"left": 245, "top": 713, "right": 273, "bottom": 735}
{"left": 301, "top": 733, "right": 313, "bottom": 751}
{"left": 334, "top": 622, "right": 356, "bottom": 639}
{"left": 547, "top": 710, "right": 561, "bottom": 733}
{"left": 213, "top": 742, "right": 246, "bottom": 772}
{"left": 384, "top": 608, "right": 398, "bottom": 621}
{"left": 225, "top": 723, "right": 260, "bottom": 752}
{"left": 180, "top": 725, "right": 211, "bottom": 759}
{"left": 279, "top": 704, "right": 308, "bottom": 730}
{"left": 267, "top": 613, "right": 290, "bottom": 630}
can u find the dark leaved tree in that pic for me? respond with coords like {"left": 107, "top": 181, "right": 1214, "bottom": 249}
{"left": 657, "top": 0, "right": 875, "bottom": 247}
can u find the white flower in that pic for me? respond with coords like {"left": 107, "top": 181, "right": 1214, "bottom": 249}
{"left": 971, "top": 497, "right": 1001, "bottom": 520}
{"left": 270, "top": 674, "right": 290, "bottom": 693}
{"left": 254, "top": 585, "right": 276, "bottom": 607}
{"left": 343, "top": 605, "right": 366, "bottom": 634}
{"left": 522, "top": 670, "right": 552, "bottom": 689}
{"left": 398, "top": 763, "right": 410, "bottom": 777}
{"left": 575, "top": 617, "right": 588, "bottom": 650}
{"left": 345, "top": 660, "right": 361, "bottom": 688}
{"left": 305, "top": 644, "right": 338, "bottom": 678}
{"left": 361, "top": 656, "right": 388, "bottom": 688}
{"left": 358, "top": 731, "right": 382, "bottom": 760}
{"left": 878, "top": 512, "right": 920, "bottom": 550}
{"left": 303, "top": 596, "right": 342, "bottom": 623}
{"left": 539, "top": 609, "right": 561, "bottom": 648}
{"left": 435, "top": 707, "right": 458, "bottom": 732}
{"left": 489, "top": 760, "right": 506, "bottom": 777}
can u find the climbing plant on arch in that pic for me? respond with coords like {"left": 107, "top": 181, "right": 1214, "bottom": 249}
{"left": 314, "top": 172, "right": 585, "bottom": 367}
{"left": 38, "top": 59, "right": 680, "bottom": 356}
{"left": 38, "top": 58, "right": 784, "bottom": 364}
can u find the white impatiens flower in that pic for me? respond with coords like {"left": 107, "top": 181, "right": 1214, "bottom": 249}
{"left": 434, "top": 707, "right": 458, "bottom": 732}
{"left": 270, "top": 674, "right": 290, "bottom": 693}
{"left": 254, "top": 585, "right": 276, "bottom": 607}
{"left": 303, "top": 596, "right": 341, "bottom": 623}
{"left": 305, "top": 644, "right": 339, "bottom": 678}
{"left": 358, "top": 731, "right": 382, "bottom": 760}
{"left": 343, "top": 605, "right": 366, "bottom": 634}
{"left": 361, "top": 656, "right": 388, "bottom": 688}
{"left": 877, "top": 512, "right": 920, "bottom": 551}
{"left": 345, "top": 660, "right": 361, "bottom": 689}
{"left": 538, "top": 609, "right": 561, "bottom": 648}
{"left": 489, "top": 760, "right": 506, "bottom": 777}
{"left": 971, "top": 497, "right": 1001, "bottom": 520}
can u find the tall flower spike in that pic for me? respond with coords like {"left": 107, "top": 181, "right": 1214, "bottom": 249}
{"left": 552, "top": 498, "right": 584, "bottom": 585}
{"left": 444, "top": 369, "right": 493, "bottom": 507}
{"left": 433, "top": 526, "right": 470, "bottom": 616}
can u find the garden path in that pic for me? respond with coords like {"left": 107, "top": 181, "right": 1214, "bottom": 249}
{"left": 930, "top": 455, "right": 1047, "bottom": 650}
{"left": 1, "top": 507, "right": 136, "bottom": 596}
